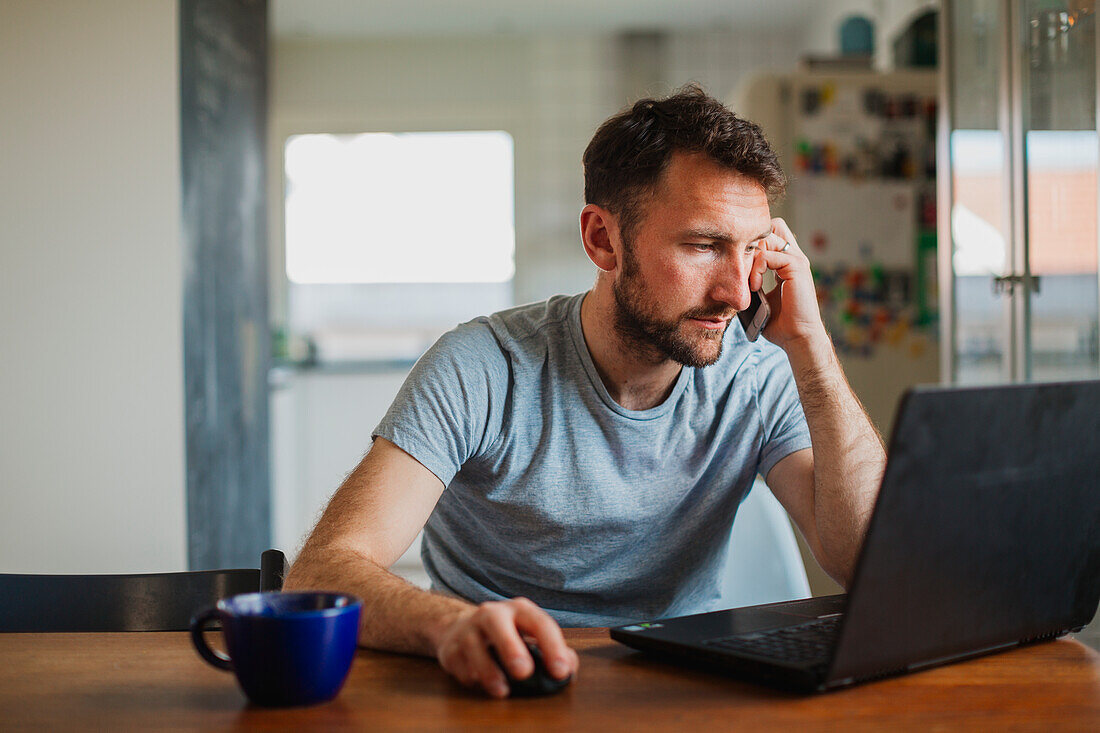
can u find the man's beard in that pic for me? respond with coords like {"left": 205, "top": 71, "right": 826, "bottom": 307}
{"left": 611, "top": 246, "right": 732, "bottom": 369}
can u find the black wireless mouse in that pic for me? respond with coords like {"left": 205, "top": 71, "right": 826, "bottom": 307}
{"left": 489, "top": 640, "right": 572, "bottom": 697}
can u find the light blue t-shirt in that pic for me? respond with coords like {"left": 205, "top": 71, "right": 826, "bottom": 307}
{"left": 373, "top": 293, "right": 812, "bottom": 627}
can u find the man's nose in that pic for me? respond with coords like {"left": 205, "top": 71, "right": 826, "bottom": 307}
{"left": 708, "top": 258, "right": 753, "bottom": 312}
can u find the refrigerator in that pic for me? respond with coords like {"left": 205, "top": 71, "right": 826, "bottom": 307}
{"left": 733, "top": 70, "right": 940, "bottom": 435}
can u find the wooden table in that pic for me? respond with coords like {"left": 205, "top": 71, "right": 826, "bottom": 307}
{"left": 3, "top": 628, "right": 1100, "bottom": 730}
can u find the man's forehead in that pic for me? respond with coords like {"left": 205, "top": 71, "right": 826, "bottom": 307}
{"left": 660, "top": 176, "right": 771, "bottom": 234}
{"left": 678, "top": 222, "right": 773, "bottom": 242}
{"left": 655, "top": 155, "right": 769, "bottom": 206}
{"left": 628, "top": 152, "right": 772, "bottom": 237}
{"left": 648, "top": 198, "right": 772, "bottom": 243}
{"left": 663, "top": 151, "right": 768, "bottom": 189}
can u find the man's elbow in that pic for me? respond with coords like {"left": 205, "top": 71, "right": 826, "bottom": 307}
{"left": 813, "top": 539, "right": 859, "bottom": 592}
{"left": 829, "top": 567, "right": 854, "bottom": 593}
{"left": 281, "top": 557, "right": 316, "bottom": 593}
{"left": 281, "top": 542, "right": 349, "bottom": 592}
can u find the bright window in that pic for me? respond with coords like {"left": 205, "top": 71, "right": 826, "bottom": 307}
{"left": 284, "top": 131, "right": 515, "bottom": 284}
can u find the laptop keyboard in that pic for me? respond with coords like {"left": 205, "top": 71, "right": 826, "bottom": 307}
{"left": 704, "top": 615, "right": 841, "bottom": 665}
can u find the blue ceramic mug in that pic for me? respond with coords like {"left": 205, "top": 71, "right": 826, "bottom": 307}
{"left": 190, "top": 591, "right": 363, "bottom": 707}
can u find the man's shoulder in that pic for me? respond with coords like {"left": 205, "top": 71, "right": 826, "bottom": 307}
{"left": 447, "top": 293, "right": 581, "bottom": 363}
{"left": 428, "top": 293, "right": 582, "bottom": 370}
{"left": 482, "top": 293, "right": 581, "bottom": 345}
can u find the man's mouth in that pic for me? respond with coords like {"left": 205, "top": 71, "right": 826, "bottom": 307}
{"left": 688, "top": 316, "right": 729, "bottom": 331}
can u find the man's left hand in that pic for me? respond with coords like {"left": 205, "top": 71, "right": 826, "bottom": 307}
{"left": 749, "top": 217, "right": 827, "bottom": 349}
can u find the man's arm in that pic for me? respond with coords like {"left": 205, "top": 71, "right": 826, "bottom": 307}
{"left": 754, "top": 218, "right": 887, "bottom": 588}
{"left": 283, "top": 437, "right": 579, "bottom": 698}
{"left": 765, "top": 351, "right": 885, "bottom": 588}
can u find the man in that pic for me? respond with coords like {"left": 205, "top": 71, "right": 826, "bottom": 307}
{"left": 284, "top": 85, "right": 886, "bottom": 698}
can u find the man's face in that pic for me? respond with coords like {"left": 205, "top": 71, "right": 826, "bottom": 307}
{"left": 612, "top": 151, "right": 773, "bottom": 368}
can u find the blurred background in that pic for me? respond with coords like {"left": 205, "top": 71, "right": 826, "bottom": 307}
{"left": 1, "top": 1, "right": 1096, "bottom": 614}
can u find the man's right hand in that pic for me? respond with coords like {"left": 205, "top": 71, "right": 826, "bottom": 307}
{"left": 283, "top": 439, "right": 579, "bottom": 698}
{"left": 433, "top": 597, "right": 580, "bottom": 698}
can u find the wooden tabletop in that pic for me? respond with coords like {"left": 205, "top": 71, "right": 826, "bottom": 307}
{"left": 3, "top": 628, "right": 1100, "bottom": 730}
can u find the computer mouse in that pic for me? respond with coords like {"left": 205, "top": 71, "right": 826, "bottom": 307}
{"left": 489, "top": 640, "right": 572, "bottom": 697}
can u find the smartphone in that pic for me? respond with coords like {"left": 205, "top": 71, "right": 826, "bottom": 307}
{"left": 737, "top": 290, "right": 770, "bottom": 342}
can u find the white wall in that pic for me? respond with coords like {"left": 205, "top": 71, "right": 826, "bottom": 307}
{"left": 269, "top": 34, "right": 614, "bottom": 323}
{"left": 0, "top": 0, "right": 187, "bottom": 573}
{"left": 269, "top": 30, "right": 803, "bottom": 327}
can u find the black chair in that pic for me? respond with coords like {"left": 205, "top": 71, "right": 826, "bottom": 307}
{"left": 0, "top": 549, "right": 287, "bottom": 632}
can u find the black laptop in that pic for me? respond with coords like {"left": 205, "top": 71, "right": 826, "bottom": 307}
{"left": 611, "top": 381, "right": 1100, "bottom": 692}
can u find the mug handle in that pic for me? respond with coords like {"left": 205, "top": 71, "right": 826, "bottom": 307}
{"left": 189, "top": 607, "right": 232, "bottom": 671}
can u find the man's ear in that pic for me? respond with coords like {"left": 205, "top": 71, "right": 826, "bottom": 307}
{"left": 580, "top": 204, "right": 622, "bottom": 272}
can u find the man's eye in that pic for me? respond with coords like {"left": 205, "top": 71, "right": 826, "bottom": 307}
{"left": 691, "top": 244, "right": 715, "bottom": 253}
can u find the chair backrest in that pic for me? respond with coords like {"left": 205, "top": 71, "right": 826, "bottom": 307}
{"left": 0, "top": 549, "right": 287, "bottom": 632}
{"left": 720, "top": 477, "right": 811, "bottom": 608}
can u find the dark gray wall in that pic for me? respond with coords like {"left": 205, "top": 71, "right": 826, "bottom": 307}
{"left": 179, "top": 0, "right": 270, "bottom": 569}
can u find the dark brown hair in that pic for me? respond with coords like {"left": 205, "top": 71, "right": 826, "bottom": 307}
{"left": 583, "top": 83, "right": 786, "bottom": 242}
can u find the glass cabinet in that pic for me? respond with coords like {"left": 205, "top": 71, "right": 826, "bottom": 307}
{"left": 940, "top": 0, "right": 1098, "bottom": 382}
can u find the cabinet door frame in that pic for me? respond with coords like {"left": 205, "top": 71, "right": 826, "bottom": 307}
{"left": 939, "top": 0, "right": 1100, "bottom": 383}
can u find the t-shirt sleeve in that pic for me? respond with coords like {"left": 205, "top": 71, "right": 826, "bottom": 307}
{"left": 372, "top": 321, "right": 508, "bottom": 486}
{"left": 754, "top": 342, "right": 813, "bottom": 478}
